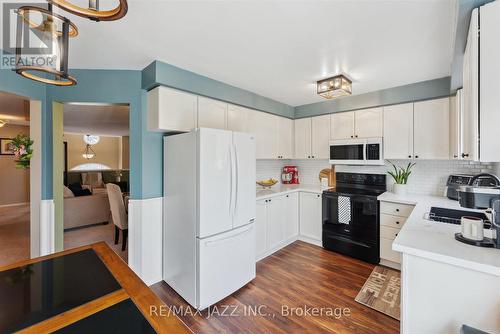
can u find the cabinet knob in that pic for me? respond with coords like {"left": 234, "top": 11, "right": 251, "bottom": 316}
{"left": 395, "top": 233, "right": 398, "bottom": 237}
{"left": 462, "top": 153, "right": 469, "bottom": 158}
{"left": 355, "top": 135, "right": 358, "bottom": 138}
{"left": 453, "top": 155, "right": 458, "bottom": 158}
{"left": 415, "top": 155, "right": 419, "bottom": 158}
{"left": 312, "top": 155, "right": 315, "bottom": 158}
{"left": 317, "top": 194, "right": 320, "bottom": 198}
{"left": 350, "top": 135, "right": 354, "bottom": 138}
{"left": 286, "top": 195, "right": 289, "bottom": 198}
{"left": 408, "top": 155, "right": 412, "bottom": 158}
{"left": 396, "top": 221, "right": 400, "bottom": 225}
{"left": 308, "top": 156, "right": 311, "bottom": 158}
{"left": 396, "top": 209, "right": 400, "bottom": 212}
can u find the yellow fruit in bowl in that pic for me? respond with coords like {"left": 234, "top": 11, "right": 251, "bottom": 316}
{"left": 256, "top": 178, "right": 278, "bottom": 187}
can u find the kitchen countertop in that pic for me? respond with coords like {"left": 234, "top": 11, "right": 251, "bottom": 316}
{"left": 256, "top": 184, "right": 327, "bottom": 200}
{"left": 378, "top": 192, "right": 500, "bottom": 276}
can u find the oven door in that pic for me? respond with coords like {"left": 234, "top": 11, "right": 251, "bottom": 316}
{"left": 329, "top": 139, "right": 366, "bottom": 165}
{"left": 322, "top": 192, "right": 380, "bottom": 263}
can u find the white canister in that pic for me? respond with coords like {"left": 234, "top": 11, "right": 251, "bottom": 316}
{"left": 460, "top": 216, "right": 484, "bottom": 241}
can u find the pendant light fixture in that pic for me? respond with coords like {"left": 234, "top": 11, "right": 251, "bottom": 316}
{"left": 317, "top": 74, "right": 352, "bottom": 99}
{"left": 15, "top": 5, "right": 78, "bottom": 86}
{"left": 47, "top": 0, "right": 128, "bottom": 22}
{"left": 82, "top": 144, "right": 96, "bottom": 159}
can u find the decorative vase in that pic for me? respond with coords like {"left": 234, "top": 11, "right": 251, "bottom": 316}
{"left": 393, "top": 183, "right": 407, "bottom": 195}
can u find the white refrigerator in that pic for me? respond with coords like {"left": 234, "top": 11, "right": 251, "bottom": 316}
{"left": 163, "top": 128, "right": 256, "bottom": 310}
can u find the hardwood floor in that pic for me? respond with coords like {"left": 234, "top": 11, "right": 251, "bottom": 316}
{"left": 152, "top": 241, "right": 400, "bottom": 334}
{"left": 0, "top": 204, "right": 30, "bottom": 266}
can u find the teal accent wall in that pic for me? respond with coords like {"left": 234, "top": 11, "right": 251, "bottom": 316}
{"left": 45, "top": 69, "right": 161, "bottom": 199}
{"left": 142, "top": 60, "right": 295, "bottom": 118}
{"left": 294, "top": 77, "right": 451, "bottom": 118}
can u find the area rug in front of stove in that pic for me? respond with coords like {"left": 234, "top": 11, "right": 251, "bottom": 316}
{"left": 355, "top": 266, "right": 401, "bottom": 320}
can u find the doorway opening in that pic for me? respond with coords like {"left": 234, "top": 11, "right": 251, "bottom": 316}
{"left": 0, "top": 91, "right": 32, "bottom": 266}
{"left": 60, "top": 102, "right": 130, "bottom": 262}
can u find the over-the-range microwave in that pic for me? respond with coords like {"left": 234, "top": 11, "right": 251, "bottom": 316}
{"left": 329, "top": 138, "right": 384, "bottom": 165}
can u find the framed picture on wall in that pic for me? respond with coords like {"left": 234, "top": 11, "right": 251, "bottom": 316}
{"left": 0, "top": 138, "right": 14, "bottom": 155}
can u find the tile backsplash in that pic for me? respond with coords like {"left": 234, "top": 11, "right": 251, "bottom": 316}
{"left": 256, "top": 159, "right": 498, "bottom": 196}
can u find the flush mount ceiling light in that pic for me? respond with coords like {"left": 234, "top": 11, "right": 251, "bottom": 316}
{"left": 15, "top": 5, "right": 78, "bottom": 86}
{"left": 47, "top": 0, "right": 128, "bottom": 22}
{"left": 317, "top": 75, "right": 352, "bottom": 99}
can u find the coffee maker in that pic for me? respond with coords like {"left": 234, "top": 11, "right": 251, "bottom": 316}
{"left": 457, "top": 173, "right": 500, "bottom": 249}
{"left": 282, "top": 166, "right": 299, "bottom": 184}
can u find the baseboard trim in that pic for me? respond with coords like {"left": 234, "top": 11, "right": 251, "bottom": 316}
{"left": 298, "top": 235, "right": 322, "bottom": 247}
{"left": 380, "top": 259, "right": 401, "bottom": 270}
{"left": 0, "top": 202, "right": 30, "bottom": 208}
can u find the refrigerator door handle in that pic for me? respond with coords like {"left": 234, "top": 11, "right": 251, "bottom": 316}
{"left": 204, "top": 225, "right": 253, "bottom": 246}
{"left": 233, "top": 144, "right": 239, "bottom": 216}
{"left": 228, "top": 146, "right": 233, "bottom": 215}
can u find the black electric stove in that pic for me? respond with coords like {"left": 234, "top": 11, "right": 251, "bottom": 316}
{"left": 322, "top": 172, "right": 386, "bottom": 264}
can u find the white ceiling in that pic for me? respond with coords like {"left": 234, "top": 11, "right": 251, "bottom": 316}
{"left": 63, "top": 103, "right": 130, "bottom": 136}
{"left": 62, "top": 0, "right": 456, "bottom": 106}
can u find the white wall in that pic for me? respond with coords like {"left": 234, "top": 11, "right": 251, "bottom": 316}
{"left": 257, "top": 159, "right": 496, "bottom": 196}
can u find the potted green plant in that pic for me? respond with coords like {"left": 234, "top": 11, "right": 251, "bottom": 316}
{"left": 11, "top": 134, "right": 34, "bottom": 169}
{"left": 387, "top": 161, "right": 415, "bottom": 195}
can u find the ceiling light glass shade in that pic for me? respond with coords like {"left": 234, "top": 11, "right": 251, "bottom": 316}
{"left": 14, "top": 6, "right": 78, "bottom": 86}
{"left": 82, "top": 144, "right": 96, "bottom": 159}
{"left": 47, "top": 0, "right": 128, "bottom": 21}
{"left": 317, "top": 75, "right": 352, "bottom": 99}
{"left": 83, "top": 134, "right": 100, "bottom": 145}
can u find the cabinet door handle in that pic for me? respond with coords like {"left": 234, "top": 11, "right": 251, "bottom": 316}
{"left": 462, "top": 153, "right": 469, "bottom": 158}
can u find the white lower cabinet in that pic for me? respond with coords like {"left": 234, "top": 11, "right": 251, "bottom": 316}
{"left": 256, "top": 191, "right": 323, "bottom": 261}
{"left": 299, "top": 192, "right": 322, "bottom": 245}
{"left": 379, "top": 200, "right": 415, "bottom": 267}
{"left": 255, "top": 193, "right": 300, "bottom": 260}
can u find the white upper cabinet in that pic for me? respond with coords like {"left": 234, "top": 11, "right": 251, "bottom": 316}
{"left": 311, "top": 115, "right": 331, "bottom": 159}
{"left": 247, "top": 110, "right": 279, "bottom": 159}
{"left": 227, "top": 104, "right": 250, "bottom": 132}
{"left": 331, "top": 112, "right": 355, "bottom": 140}
{"left": 277, "top": 117, "right": 294, "bottom": 159}
{"left": 449, "top": 93, "right": 460, "bottom": 160}
{"left": 147, "top": 86, "right": 197, "bottom": 132}
{"left": 383, "top": 103, "right": 414, "bottom": 159}
{"left": 462, "top": 9, "right": 479, "bottom": 161}
{"left": 355, "top": 108, "right": 383, "bottom": 138}
{"left": 413, "top": 97, "right": 450, "bottom": 160}
{"left": 479, "top": 2, "right": 500, "bottom": 162}
{"left": 197, "top": 97, "right": 228, "bottom": 129}
{"left": 294, "top": 118, "right": 312, "bottom": 159}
